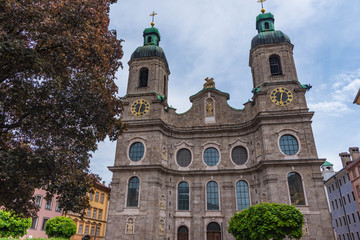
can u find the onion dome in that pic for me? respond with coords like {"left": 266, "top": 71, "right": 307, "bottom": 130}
{"left": 130, "top": 26, "right": 168, "bottom": 63}
{"left": 251, "top": 12, "right": 291, "bottom": 49}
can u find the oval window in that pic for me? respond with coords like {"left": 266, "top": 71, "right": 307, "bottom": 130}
{"left": 279, "top": 134, "right": 299, "bottom": 155}
{"left": 204, "top": 147, "right": 219, "bottom": 166}
{"left": 129, "top": 142, "right": 145, "bottom": 161}
{"left": 231, "top": 146, "right": 248, "bottom": 165}
{"left": 176, "top": 149, "right": 191, "bottom": 167}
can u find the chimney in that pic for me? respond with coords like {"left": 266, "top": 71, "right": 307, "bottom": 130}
{"left": 349, "top": 147, "right": 360, "bottom": 161}
{"left": 339, "top": 152, "right": 351, "bottom": 168}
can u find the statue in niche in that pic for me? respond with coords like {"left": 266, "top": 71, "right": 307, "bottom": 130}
{"left": 206, "top": 101, "right": 213, "bottom": 116}
{"left": 159, "top": 220, "right": 165, "bottom": 235}
{"left": 261, "top": 193, "right": 268, "bottom": 203}
{"left": 162, "top": 148, "right": 167, "bottom": 160}
{"left": 256, "top": 144, "right": 261, "bottom": 156}
{"left": 126, "top": 218, "right": 134, "bottom": 234}
{"left": 160, "top": 195, "right": 165, "bottom": 209}
{"left": 302, "top": 218, "right": 309, "bottom": 235}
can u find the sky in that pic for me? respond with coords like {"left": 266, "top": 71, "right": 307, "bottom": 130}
{"left": 90, "top": 0, "right": 360, "bottom": 185}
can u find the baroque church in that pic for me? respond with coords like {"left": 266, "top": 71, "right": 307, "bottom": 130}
{"left": 106, "top": 9, "right": 334, "bottom": 240}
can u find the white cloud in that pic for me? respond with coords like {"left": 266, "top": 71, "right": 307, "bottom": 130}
{"left": 308, "top": 69, "right": 360, "bottom": 116}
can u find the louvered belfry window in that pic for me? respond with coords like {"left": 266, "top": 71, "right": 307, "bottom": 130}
{"left": 269, "top": 55, "right": 282, "bottom": 75}
{"left": 139, "top": 68, "right": 148, "bottom": 87}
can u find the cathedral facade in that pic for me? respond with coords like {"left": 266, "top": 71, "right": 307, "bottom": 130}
{"left": 106, "top": 12, "right": 334, "bottom": 240}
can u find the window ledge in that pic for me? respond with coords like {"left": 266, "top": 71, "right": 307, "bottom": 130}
{"left": 124, "top": 208, "right": 140, "bottom": 215}
{"left": 174, "top": 211, "right": 192, "bottom": 218}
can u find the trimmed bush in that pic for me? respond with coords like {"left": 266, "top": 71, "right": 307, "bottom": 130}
{"left": 0, "top": 210, "right": 31, "bottom": 238}
{"left": 45, "top": 216, "right": 76, "bottom": 239}
{"left": 228, "top": 203, "right": 304, "bottom": 240}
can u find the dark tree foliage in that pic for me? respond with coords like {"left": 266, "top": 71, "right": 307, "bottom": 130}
{"left": 228, "top": 203, "right": 304, "bottom": 240}
{"left": 0, "top": 0, "right": 124, "bottom": 217}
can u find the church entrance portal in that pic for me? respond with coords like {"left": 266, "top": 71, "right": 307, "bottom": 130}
{"left": 177, "top": 226, "right": 189, "bottom": 240}
{"left": 206, "top": 222, "right": 221, "bottom": 240}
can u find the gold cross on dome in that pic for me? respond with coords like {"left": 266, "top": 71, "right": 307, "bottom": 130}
{"left": 150, "top": 11, "right": 157, "bottom": 26}
{"left": 257, "top": 0, "right": 266, "bottom": 13}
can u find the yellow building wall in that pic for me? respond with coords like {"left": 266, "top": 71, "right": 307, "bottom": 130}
{"left": 65, "top": 182, "right": 110, "bottom": 240}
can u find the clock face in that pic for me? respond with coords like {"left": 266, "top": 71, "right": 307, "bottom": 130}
{"left": 270, "top": 87, "right": 293, "bottom": 106}
{"left": 131, "top": 99, "right": 150, "bottom": 116}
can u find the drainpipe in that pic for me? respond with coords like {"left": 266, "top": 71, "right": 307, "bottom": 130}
{"left": 334, "top": 176, "right": 352, "bottom": 240}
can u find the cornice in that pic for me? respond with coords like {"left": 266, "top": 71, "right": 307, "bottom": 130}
{"left": 109, "top": 158, "right": 326, "bottom": 176}
{"left": 122, "top": 110, "right": 314, "bottom": 137}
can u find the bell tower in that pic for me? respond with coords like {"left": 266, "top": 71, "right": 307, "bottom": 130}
{"left": 126, "top": 17, "right": 170, "bottom": 98}
{"left": 249, "top": 12, "right": 298, "bottom": 88}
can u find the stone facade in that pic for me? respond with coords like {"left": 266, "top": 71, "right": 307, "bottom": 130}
{"left": 106, "top": 12, "right": 334, "bottom": 240}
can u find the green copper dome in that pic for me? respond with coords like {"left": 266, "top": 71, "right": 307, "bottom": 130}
{"left": 131, "top": 45, "right": 167, "bottom": 61}
{"left": 251, "top": 12, "right": 291, "bottom": 49}
{"left": 130, "top": 26, "right": 168, "bottom": 63}
{"left": 143, "top": 27, "right": 161, "bottom": 39}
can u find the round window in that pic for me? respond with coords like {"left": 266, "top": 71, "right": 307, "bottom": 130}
{"left": 231, "top": 146, "right": 248, "bottom": 165}
{"left": 129, "top": 142, "right": 145, "bottom": 161}
{"left": 176, "top": 149, "right": 191, "bottom": 167}
{"left": 204, "top": 147, "right": 219, "bottom": 166}
{"left": 279, "top": 134, "right": 299, "bottom": 155}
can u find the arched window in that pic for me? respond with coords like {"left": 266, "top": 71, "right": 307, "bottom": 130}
{"left": 147, "top": 36, "right": 152, "bottom": 44}
{"left": 269, "top": 55, "right": 282, "bottom": 75}
{"left": 177, "top": 226, "right": 189, "bottom": 240}
{"left": 127, "top": 177, "right": 140, "bottom": 207}
{"left": 139, "top": 68, "right": 148, "bottom": 87}
{"left": 206, "top": 222, "right": 221, "bottom": 240}
{"left": 265, "top": 22, "right": 270, "bottom": 30}
{"left": 236, "top": 181, "right": 250, "bottom": 210}
{"left": 178, "top": 181, "right": 189, "bottom": 210}
{"left": 206, "top": 181, "right": 219, "bottom": 210}
{"left": 287, "top": 172, "right": 306, "bottom": 205}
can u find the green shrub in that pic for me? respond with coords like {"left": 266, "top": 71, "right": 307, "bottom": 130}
{"left": 228, "top": 203, "right": 304, "bottom": 240}
{"left": 0, "top": 210, "right": 31, "bottom": 238}
{"left": 45, "top": 216, "right": 76, "bottom": 239}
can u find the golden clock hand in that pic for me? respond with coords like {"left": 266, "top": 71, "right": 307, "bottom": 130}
{"left": 280, "top": 91, "right": 284, "bottom": 105}
{"left": 138, "top": 103, "right": 143, "bottom": 115}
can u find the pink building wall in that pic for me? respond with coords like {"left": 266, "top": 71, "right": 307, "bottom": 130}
{"left": 25, "top": 189, "right": 63, "bottom": 239}
{"left": 347, "top": 157, "right": 360, "bottom": 212}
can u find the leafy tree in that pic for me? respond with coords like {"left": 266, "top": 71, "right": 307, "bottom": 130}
{"left": 0, "top": 0, "right": 124, "bottom": 217}
{"left": 0, "top": 210, "right": 31, "bottom": 238}
{"left": 228, "top": 203, "right": 304, "bottom": 240}
{"left": 45, "top": 216, "right": 76, "bottom": 239}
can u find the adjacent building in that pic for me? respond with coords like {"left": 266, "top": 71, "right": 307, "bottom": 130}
{"left": 25, "top": 189, "right": 63, "bottom": 239}
{"left": 66, "top": 181, "right": 111, "bottom": 240}
{"left": 354, "top": 89, "right": 360, "bottom": 105}
{"left": 106, "top": 10, "right": 334, "bottom": 240}
{"left": 346, "top": 147, "right": 360, "bottom": 212}
{"left": 323, "top": 149, "right": 360, "bottom": 240}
